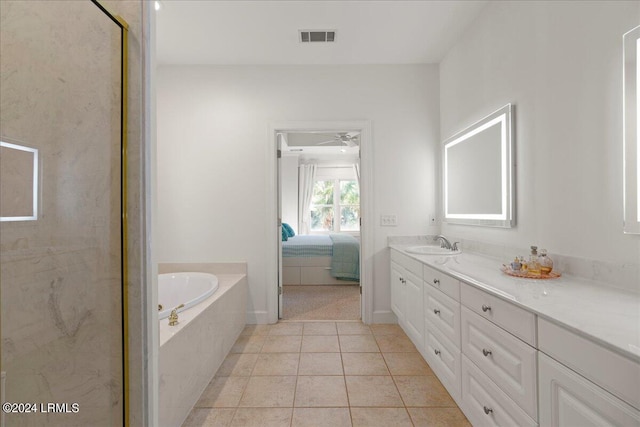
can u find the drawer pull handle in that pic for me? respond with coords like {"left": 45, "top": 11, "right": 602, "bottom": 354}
{"left": 433, "top": 279, "right": 440, "bottom": 285}
{"left": 433, "top": 309, "right": 440, "bottom": 315}
{"left": 434, "top": 349, "right": 441, "bottom": 356}
{"left": 481, "top": 304, "right": 491, "bottom": 312}
{"left": 483, "top": 406, "right": 493, "bottom": 415}
{"left": 482, "top": 349, "right": 492, "bottom": 357}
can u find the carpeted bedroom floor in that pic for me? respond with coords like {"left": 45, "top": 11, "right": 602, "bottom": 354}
{"left": 283, "top": 285, "right": 361, "bottom": 320}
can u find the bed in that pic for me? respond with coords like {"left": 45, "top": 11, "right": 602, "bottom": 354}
{"left": 282, "top": 234, "right": 360, "bottom": 285}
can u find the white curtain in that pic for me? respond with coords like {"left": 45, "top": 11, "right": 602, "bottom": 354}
{"left": 298, "top": 163, "right": 317, "bottom": 235}
{"left": 353, "top": 163, "right": 360, "bottom": 185}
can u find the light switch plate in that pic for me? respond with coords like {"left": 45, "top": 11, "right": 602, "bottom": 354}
{"left": 380, "top": 214, "right": 397, "bottom": 226}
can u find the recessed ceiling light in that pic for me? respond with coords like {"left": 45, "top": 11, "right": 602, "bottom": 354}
{"left": 154, "top": 1, "right": 162, "bottom": 11}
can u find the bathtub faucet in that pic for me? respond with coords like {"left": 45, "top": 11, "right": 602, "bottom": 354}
{"left": 168, "top": 304, "right": 185, "bottom": 326}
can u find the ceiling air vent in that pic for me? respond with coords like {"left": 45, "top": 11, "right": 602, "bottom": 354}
{"left": 299, "top": 30, "right": 336, "bottom": 43}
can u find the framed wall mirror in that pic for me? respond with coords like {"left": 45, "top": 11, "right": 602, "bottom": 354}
{"left": 623, "top": 25, "right": 640, "bottom": 234}
{"left": 443, "top": 104, "right": 515, "bottom": 228}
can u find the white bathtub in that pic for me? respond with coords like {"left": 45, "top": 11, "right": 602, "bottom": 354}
{"left": 158, "top": 272, "right": 219, "bottom": 319}
{"left": 158, "top": 268, "right": 247, "bottom": 427}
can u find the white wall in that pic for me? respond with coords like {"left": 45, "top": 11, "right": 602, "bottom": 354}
{"left": 156, "top": 65, "right": 440, "bottom": 322}
{"left": 440, "top": 1, "right": 640, "bottom": 288}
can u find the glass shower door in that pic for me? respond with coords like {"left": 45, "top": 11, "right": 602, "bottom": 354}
{"left": 0, "top": 1, "right": 126, "bottom": 425}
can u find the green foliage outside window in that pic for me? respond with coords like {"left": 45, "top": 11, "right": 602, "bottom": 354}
{"left": 311, "top": 179, "right": 359, "bottom": 232}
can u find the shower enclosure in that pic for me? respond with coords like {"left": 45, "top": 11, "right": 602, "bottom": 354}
{"left": 1, "top": 1, "right": 128, "bottom": 425}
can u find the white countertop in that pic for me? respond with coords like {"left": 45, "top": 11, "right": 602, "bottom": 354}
{"left": 389, "top": 244, "right": 640, "bottom": 363}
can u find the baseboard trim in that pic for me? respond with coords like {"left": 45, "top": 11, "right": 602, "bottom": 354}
{"left": 371, "top": 310, "right": 398, "bottom": 324}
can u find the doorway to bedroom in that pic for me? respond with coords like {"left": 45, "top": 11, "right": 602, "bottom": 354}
{"left": 278, "top": 130, "right": 362, "bottom": 320}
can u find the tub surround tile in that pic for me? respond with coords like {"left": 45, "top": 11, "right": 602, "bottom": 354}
{"left": 159, "top": 275, "right": 247, "bottom": 427}
{"left": 159, "top": 274, "right": 247, "bottom": 347}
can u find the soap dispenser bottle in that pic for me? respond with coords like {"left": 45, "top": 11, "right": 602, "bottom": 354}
{"left": 528, "top": 246, "right": 541, "bottom": 276}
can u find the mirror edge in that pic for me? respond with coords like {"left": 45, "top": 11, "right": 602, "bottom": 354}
{"left": 442, "top": 103, "right": 515, "bottom": 229}
{"left": 623, "top": 25, "right": 640, "bottom": 234}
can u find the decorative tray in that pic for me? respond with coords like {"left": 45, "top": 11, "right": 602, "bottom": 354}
{"left": 500, "top": 266, "right": 561, "bottom": 279}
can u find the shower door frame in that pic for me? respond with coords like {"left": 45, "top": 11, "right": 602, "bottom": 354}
{"left": 89, "top": 2, "right": 130, "bottom": 425}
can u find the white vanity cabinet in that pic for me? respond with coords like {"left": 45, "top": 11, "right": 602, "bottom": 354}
{"left": 390, "top": 250, "right": 424, "bottom": 348}
{"left": 388, "top": 245, "right": 640, "bottom": 427}
{"left": 538, "top": 353, "right": 640, "bottom": 427}
{"left": 423, "top": 264, "right": 462, "bottom": 401}
{"left": 538, "top": 318, "right": 640, "bottom": 427}
{"left": 459, "top": 282, "right": 539, "bottom": 426}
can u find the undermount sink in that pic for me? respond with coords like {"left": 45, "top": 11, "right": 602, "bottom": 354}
{"left": 405, "top": 245, "right": 461, "bottom": 256}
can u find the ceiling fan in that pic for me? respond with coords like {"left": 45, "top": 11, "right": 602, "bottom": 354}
{"left": 316, "top": 132, "right": 359, "bottom": 147}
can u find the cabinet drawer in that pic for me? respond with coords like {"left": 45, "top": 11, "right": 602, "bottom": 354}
{"left": 538, "top": 318, "right": 640, "bottom": 410}
{"left": 461, "top": 355, "right": 537, "bottom": 427}
{"left": 538, "top": 352, "right": 640, "bottom": 427}
{"left": 424, "top": 319, "right": 461, "bottom": 401}
{"left": 424, "top": 265, "right": 460, "bottom": 301}
{"left": 461, "top": 307, "right": 538, "bottom": 420}
{"left": 391, "top": 249, "right": 423, "bottom": 278}
{"left": 461, "top": 282, "right": 536, "bottom": 346}
{"left": 424, "top": 285, "right": 460, "bottom": 347}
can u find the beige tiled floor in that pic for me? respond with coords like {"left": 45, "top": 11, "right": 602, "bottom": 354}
{"left": 182, "top": 322, "right": 471, "bottom": 427}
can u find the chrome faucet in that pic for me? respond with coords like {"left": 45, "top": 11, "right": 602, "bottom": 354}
{"left": 434, "top": 235, "right": 453, "bottom": 250}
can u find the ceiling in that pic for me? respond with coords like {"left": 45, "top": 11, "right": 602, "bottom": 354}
{"left": 156, "top": 1, "right": 488, "bottom": 65}
{"left": 280, "top": 132, "right": 360, "bottom": 159}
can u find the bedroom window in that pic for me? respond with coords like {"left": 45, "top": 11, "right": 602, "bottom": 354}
{"left": 310, "top": 179, "right": 360, "bottom": 232}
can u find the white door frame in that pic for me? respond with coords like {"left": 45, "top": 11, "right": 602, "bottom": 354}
{"left": 266, "top": 120, "right": 374, "bottom": 324}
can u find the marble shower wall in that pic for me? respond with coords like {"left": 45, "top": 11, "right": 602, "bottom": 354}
{"left": 1, "top": 1, "right": 125, "bottom": 426}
